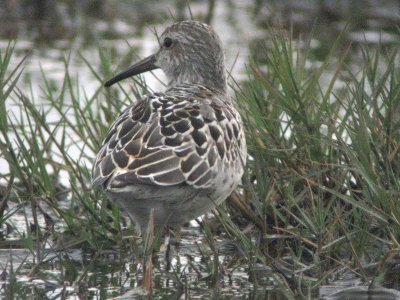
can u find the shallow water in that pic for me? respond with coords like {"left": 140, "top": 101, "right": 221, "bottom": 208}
{"left": 1, "top": 0, "right": 400, "bottom": 298}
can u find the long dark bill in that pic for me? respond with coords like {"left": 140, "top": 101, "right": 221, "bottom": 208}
{"left": 104, "top": 54, "right": 158, "bottom": 87}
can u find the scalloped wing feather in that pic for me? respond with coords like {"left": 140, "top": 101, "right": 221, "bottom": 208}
{"left": 92, "top": 85, "right": 244, "bottom": 190}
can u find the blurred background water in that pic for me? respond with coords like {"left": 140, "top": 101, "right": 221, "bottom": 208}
{"left": 1, "top": 0, "right": 399, "bottom": 94}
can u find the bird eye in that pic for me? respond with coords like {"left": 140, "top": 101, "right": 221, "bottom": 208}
{"left": 163, "top": 37, "right": 173, "bottom": 48}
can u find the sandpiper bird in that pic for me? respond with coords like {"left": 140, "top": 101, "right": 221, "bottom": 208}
{"left": 92, "top": 20, "right": 247, "bottom": 234}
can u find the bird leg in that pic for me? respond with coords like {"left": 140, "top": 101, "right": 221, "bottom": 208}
{"left": 143, "top": 209, "right": 155, "bottom": 296}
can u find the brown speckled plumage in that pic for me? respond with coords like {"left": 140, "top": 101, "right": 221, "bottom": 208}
{"left": 92, "top": 21, "right": 247, "bottom": 233}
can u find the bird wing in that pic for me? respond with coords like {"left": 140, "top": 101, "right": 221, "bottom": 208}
{"left": 91, "top": 89, "right": 243, "bottom": 190}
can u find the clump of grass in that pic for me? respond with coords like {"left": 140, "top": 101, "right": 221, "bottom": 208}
{"left": 0, "top": 44, "right": 148, "bottom": 297}
{"left": 0, "top": 45, "right": 132, "bottom": 256}
{"left": 221, "top": 29, "right": 400, "bottom": 294}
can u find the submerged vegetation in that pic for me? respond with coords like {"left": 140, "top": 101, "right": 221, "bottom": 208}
{"left": 0, "top": 28, "right": 399, "bottom": 298}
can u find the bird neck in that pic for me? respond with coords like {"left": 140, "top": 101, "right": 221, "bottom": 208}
{"left": 166, "top": 63, "right": 227, "bottom": 95}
